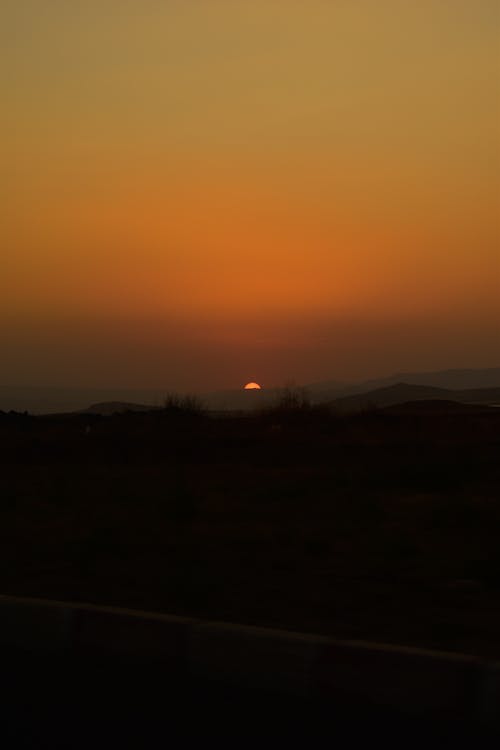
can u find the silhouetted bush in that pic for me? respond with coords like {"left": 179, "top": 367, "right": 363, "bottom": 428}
{"left": 260, "top": 384, "right": 336, "bottom": 429}
{"left": 260, "top": 384, "right": 311, "bottom": 417}
{"left": 277, "top": 384, "right": 311, "bottom": 410}
{"left": 161, "top": 392, "right": 205, "bottom": 416}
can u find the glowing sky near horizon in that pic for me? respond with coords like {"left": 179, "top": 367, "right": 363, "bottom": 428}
{"left": 2, "top": 1, "right": 499, "bottom": 390}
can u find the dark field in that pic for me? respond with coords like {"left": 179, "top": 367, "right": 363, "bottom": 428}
{"left": 1, "top": 403, "right": 500, "bottom": 657}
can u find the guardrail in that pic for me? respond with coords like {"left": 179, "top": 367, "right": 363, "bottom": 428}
{"left": 0, "top": 594, "right": 497, "bottom": 730}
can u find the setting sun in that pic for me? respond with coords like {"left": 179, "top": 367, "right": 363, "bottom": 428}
{"left": 1, "top": 1, "right": 498, "bottom": 392}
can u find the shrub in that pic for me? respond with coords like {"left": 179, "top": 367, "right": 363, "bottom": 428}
{"left": 162, "top": 393, "right": 205, "bottom": 416}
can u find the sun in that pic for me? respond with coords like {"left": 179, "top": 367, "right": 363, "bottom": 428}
{"left": 244, "top": 382, "right": 262, "bottom": 390}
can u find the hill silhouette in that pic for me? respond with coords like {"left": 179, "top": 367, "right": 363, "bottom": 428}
{"left": 306, "top": 367, "right": 500, "bottom": 402}
{"left": 81, "top": 401, "right": 158, "bottom": 416}
{"left": 382, "top": 399, "right": 492, "bottom": 415}
{"left": 20, "top": 383, "right": 500, "bottom": 416}
{"left": 1, "top": 367, "right": 499, "bottom": 414}
{"left": 330, "top": 383, "right": 500, "bottom": 412}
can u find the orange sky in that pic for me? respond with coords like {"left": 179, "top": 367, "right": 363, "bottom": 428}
{"left": 2, "top": 1, "right": 499, "bottom": 389}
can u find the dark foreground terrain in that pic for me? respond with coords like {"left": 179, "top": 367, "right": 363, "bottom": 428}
{"left": 1, "top": 400, "right": 500, "bottom": 657}
{"left": 2, "top": 648, "right": 490, "bottom": 749}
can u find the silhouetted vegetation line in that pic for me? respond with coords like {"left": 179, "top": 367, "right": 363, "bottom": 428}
{"left": 260, "top": 384, "right": 335, "bottom": 426}
{"left": 161, "top": 392, "right": 206, "bottom": 416}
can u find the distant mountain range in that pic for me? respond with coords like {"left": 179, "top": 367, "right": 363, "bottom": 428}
{"left": 81, "top": 401, "right": 157, "bottom": 416}
{"left": 329, "top": 383, "right": 500, "bottom": 412}
{"left": 0, "top": 386, "right": 167, "bottom": 415}
{"left": 0, "top": 367, "right": 499, "bottom": 414}
{"left": 305, "top": 367, "right": 500, "bottom": 402}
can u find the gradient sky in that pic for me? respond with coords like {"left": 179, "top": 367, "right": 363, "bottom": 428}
{"left": 2, "top": 1, "right": 499, "bottom": 390}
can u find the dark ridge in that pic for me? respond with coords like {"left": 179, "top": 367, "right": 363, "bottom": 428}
{"left": 382, "top": 399, "right": 492, "bottom": 415}
{"left": 330, "top": 383, "right": 500, "bottom": 412}
{"left": 81, "top": 401, "right": 158, "bottom": 416}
